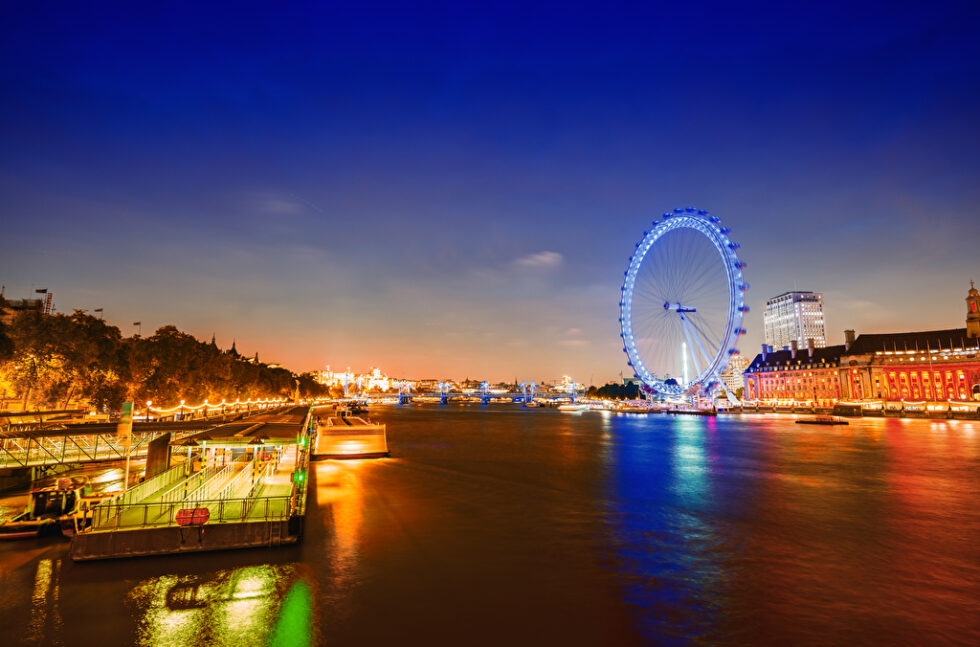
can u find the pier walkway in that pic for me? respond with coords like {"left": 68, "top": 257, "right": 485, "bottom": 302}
{"left": 70, "top": 406, "right": 313, "bottom": 560}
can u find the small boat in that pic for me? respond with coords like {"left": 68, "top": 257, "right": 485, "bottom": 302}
{"left": 0, "top": 478, "right": 117, "bottom": 540}
{"left": 348, "top": 401, "right": 369, "bottom": 414}
{"left": 796, "top": 415, "right": 849, "bottom": 426}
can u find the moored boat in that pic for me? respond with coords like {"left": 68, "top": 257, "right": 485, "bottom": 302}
{"left": 0, "top": 477, "right": 119, "bottom": 540}
{"left": 796, "top": 415, "right": 849, "bottom": 426}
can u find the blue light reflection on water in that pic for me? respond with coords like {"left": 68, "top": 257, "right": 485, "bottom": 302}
{"left": 602, "top": 414, "right": 760, "bottom": 644}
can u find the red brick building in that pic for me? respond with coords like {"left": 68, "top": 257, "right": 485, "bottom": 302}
{"left": 744, "top": 282, "right": 980, "bottom": 406}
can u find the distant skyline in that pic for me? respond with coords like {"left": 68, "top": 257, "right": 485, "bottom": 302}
{"left": 2, "top": 2, "right": 979, "bottom": 383}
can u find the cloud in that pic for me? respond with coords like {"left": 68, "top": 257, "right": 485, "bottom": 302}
{"left": 513, "top": 251, "right": 563, "bottom": 269}
{"left": 249, "top": 192, "right": 321, "bottom": 217}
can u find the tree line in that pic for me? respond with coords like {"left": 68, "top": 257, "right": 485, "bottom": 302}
{"left": 586, "top": 382, "right": 642, "bottom": 400}
{"left": 0, "top": 308, "right": 327, "bottom": 412}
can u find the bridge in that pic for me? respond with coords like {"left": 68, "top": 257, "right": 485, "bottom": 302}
{"left": 0, "top": 408, "right": 293, "bottom": 471}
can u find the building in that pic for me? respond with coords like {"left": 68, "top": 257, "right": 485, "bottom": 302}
{"left": 363, "top": 367, "right": 390, "bottom": 392}
{"left": 313, "top": 366, "right": 355, "bottom": 388}
{"left": 763, "top": 291, "right": 826, "bottom": 350}
{"left": 744, "top": 282, "right": 980, "bottom": 404}
{"left": 743, "top": 339, "right": 844, "bottom": 404}
{"left": 314, "top": 366, "right": 393, "bottom": 392}
{"left": 720, "top": 355, "right": 749, "bottom": 394}
{"left": 0, "top": 289, "right": 53, "bottom": 326}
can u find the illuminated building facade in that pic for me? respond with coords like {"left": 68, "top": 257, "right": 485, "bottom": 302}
{"left": 314, "top": 366, "right": 393, "bottom": 392}
{"left": 763, "top": 291, "right": 826, "bottom": 350}
{"left": 744, "top": 283, "right": 980, "bottom": 405}
{"left": 743, "top": 339, "right": 843, "bottom": 403}
{"left": 720, "top": 355, "right": 749, "bottom": 393}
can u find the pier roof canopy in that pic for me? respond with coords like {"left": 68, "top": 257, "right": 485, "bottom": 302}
{"left": 172, "top": 406, "right": 309, "bottom": 447}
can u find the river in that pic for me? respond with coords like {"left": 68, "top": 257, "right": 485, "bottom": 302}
{"left": 1, "top": 406, "right": 978, "bottom": 646}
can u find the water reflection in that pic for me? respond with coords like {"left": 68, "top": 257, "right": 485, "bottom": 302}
{"left": 2, "top": 409, "right": 978, "bottom": 646}
{"left": 129, "top": 564, "right": 299, "bottom": 646}
{"left": 603, "top": 414, "right": 980, "bottom": 645}
{"left": 314, "top": 460, "right": 366, "bottom": 591}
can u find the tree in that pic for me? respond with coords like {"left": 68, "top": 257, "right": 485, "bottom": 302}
{"left": 0, "top": 314, "right": 328, "bottom": 411}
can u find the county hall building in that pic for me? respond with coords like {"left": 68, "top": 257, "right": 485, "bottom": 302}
{"left": 743, "top": 282, "right": 980, "bottom": 410}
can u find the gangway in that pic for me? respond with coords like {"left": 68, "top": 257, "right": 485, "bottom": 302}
{"left": 71, "top": 406, "right": 314, "bottom": 560}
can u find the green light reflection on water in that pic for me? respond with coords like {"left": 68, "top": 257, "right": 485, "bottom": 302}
{"left": 266, "top": 579, "right": 313, "bottom": 647}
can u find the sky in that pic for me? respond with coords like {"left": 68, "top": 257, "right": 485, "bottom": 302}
{"left": 2, "top": 1, "right": 979, "bottom": 384}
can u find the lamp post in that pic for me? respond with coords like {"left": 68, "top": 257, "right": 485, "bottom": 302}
{"left": 180, "top": 400, "right": 185, "bottom": 420}
{"left": 145, "top": 400, "right": 152, "bottom": 422}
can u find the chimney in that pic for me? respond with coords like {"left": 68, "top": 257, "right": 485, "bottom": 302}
{"left": 761, "top": 343, "right": 768, "bottom": 361}
{"left": 790, "top": 340, "right": 798, "bottom": 359}
{"left": 844, "top": 329, "right": 856, "bottom": 352}
{"left": 807, "top": 337, "right": 816, "bottom": 356}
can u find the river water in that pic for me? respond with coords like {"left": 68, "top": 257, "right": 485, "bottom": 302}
{"left": 1, "top": 406, "right": 978, "bottom": 646}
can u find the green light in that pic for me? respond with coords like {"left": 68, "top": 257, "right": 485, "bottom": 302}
{"left": 266, "top": 579, "right": 313, "bottom": 647}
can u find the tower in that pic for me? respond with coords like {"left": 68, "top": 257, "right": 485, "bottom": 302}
{"left": 967, "top": 280, "right": 980, "bottom": 339}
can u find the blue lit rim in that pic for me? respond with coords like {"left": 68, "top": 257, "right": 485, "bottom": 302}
{"left": 619, "top": 207, "right": 746, "bottom": 397}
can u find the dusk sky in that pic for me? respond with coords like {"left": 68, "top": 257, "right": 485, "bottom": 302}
{"left": 2, "top": 2, "right": 978, "bottom": 384}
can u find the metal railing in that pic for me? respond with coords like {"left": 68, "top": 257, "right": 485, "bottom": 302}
{"left": 158, "top": 464, "right": 223, "bottom": 505}
{"left": 212, "top": 461, "right": 255, "bottom": 502}
{"left": 0, "top": 433, "right": 154, "bottom": 469}
{"left": 85, "top": 494, "right": 294, "bottom": 532}
{"left": 185, "top": 460, "right": 249, "bottom": 504}
{"left": 110, "top": 462, "right": 188, "bottom": 508}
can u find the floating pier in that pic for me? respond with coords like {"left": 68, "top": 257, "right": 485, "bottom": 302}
{"left": 312, "top": 410, "right": 388, "bottom": 459}
{"left": 69, "top": 406, "right": 313, "bottom": 561}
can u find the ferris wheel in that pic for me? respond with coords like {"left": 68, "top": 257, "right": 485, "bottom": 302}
{"left": 619, "top": 207, "right": 747, "bottom": 398}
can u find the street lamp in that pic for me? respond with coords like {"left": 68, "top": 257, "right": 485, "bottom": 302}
{"left": 180, "top": 400, "right": 185, "bottom": 420}
{"left": 145, "top": 400, "right": 152, "bottom": 422}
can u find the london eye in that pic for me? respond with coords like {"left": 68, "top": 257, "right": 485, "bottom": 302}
{"left": 620, "top": 208, "right": 747, "bottom": 398}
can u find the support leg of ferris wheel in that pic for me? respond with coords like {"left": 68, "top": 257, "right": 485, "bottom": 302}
{"left": 686, "top": 315, "right": 742, "bottom": 406}
{"left": 680, "top": 313, "right": 739, "bottom": 405}
{"left": 677, "top": 317, "right": 704, "bottom": 405}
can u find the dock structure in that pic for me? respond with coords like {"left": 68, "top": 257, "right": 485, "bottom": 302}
{"left": 0, "top": 410, "right": 290, "bottom": 471}
{"left": 312, "top": 410, "right": 388, "bottom": 459}
{"left": 69, "top": 406, "right": 313, "bottom": 561}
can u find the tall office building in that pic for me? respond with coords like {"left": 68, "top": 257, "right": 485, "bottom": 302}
{"left": 763, "top": 291, "right": 827, "bottom": 350}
